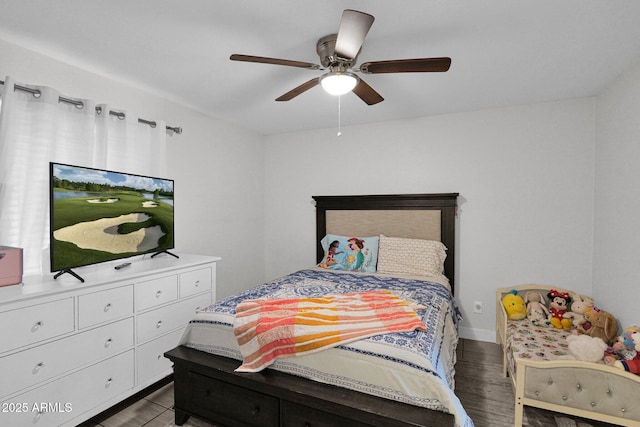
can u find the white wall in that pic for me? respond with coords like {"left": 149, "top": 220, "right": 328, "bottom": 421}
{"left": 264, "top": 99, "right": 596, "bottom": 341}
{"left": 0, "top": 39, "right": 265, "bottom": 299}
{"left": 593, "top": 59, "right": 640, "bottom": 328}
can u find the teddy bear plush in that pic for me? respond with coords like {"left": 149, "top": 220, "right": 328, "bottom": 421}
{"left": 563, "top": 293, "right": 594, "bottom": 332}
{"left": 581, "top": 307, "right": 618, "bottom": 346}
{"left": 502, "top": 290, "right": 526, "bottom": 320}
{"left": 524, "top": 291, "right": 548, "bottom": 325}
{"left": 547, "top": 289, "right": 572, "bottom": 330}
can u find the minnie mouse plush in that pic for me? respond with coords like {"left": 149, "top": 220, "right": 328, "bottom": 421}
{"left": 547, "top": 289, "right": 572, "bottom": 330}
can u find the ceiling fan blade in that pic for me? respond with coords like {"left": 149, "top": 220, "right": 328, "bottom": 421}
{"left": 352, "top": 78, "right": 384, "bottom": 105}
{"left": 334, "top": 10, "right": 375, "bottom": 60}
{"left": 360, "top": 57, "right": 451, "bottom": 74}
{"left": 230, "top": 54, "right": 322, "bottom": 70}
{"left": 275, "top": 77, "right": 321, "bottom": 101}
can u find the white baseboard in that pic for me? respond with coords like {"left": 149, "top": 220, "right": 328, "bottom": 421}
{"left": 459, "top": 326, "right": 496, "bottom": 343}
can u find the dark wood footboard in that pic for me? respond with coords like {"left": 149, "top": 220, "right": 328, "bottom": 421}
{"left": 165, "top": 346, "right": 454, "bottom": 427}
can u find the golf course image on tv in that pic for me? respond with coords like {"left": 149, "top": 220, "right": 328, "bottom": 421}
{"left": 50, "top": 162, "right": 175, "bottom": 273}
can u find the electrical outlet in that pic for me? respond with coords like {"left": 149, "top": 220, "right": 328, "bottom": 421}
{"left": 473, "top": 301, "right": 483, "bottom": 314}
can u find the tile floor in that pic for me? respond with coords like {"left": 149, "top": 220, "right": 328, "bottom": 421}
{"left": 78, "top": 380, "right": 213, "bottom": 427}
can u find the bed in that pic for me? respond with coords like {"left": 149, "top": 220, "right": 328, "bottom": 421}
{"left": 165, "top": 193, "right": 472, "bottom": 427}
{"left": 496, "top": 285, "right": 640, "bottom": 427}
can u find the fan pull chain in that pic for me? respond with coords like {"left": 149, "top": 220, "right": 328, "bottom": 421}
{"left": 337, "top": 95, "right": 342, "bottom": 137}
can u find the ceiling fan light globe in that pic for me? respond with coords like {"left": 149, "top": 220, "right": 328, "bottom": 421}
{"left": 320, "top": 72, "right": 358, "bottom": 96}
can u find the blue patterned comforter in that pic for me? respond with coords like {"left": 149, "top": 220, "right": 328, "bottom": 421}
{"left": 181, "top": 269, "right": 473, "bottom": 427}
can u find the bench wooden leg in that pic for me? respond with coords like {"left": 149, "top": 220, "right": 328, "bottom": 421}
{"left": 514, "top": 394, "right": 524, "bottom": 427}
{"left": 514, "top": 362, "right": 526, "bottom": 427}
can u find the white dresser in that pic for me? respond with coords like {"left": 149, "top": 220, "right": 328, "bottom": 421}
{"left": 0, "top": 253, "right": 220, "bottom": 426}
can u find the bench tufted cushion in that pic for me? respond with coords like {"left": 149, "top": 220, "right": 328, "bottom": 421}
{"left": 523, "top": 363, "right": 640, "bottom": 422}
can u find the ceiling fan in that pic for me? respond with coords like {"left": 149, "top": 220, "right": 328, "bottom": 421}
{"left": 230, "top": 9, "right": 451, "bottom": 105}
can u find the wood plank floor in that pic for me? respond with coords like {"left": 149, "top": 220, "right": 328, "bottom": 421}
{"left": 80, "top": 339, "right": 618, "bottom": 427}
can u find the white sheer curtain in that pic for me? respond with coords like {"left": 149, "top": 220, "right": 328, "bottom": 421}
{"left": 0, "top": 76, "right": 167, "bottom": 276}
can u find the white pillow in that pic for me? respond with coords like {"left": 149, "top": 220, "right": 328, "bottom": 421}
{"left": 376, "top": 235, "right": 447, "bottom": 276}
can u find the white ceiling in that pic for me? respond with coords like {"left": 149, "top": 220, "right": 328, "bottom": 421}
{"left": 2, "top": 0, "right": 640, "bottom": 135}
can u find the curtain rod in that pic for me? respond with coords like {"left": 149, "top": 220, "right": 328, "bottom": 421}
{"left": 0, "top": 79, "right": 182, "bottom": 135}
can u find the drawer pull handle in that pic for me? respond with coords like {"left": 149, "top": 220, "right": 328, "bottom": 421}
{"left": 33, "top": 362, "right": 45, "bottom": 374}
{"left": 195, "top": 306, "right": 200, "bottom": 313}
{"left": 203, "top": 389, "right": 210, "bottom": 397}
{"left": 104, "top": 303, "right": 112, "bottom": 312}
{"left": 304, "top": 424, "right": 311, "bottom": 427}
{"left": 105, "top": 338, "right": 113, "bottom": 348}
{"left": 251, "top": 406, "right": 260, "bottom": 415}
{"left": 156, "top": 320, "right": 162, "bottom": 328}
{"left": 156, "top": 290, "right": 162, "bottom": 298}
{"left": 33, "top": 411, "right": 43, "bottom": 423}
{"left": 194, "top": 280, "right": 200, "bottom": 287}
{"left": 32, "top": 321, "right": 44, "bottom": 331}
{"left": 105, "top": 378, "right": 113, "bottom": 388}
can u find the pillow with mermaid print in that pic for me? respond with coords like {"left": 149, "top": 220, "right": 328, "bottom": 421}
{"left": 318, "top": 234, "right": 379, "bottom": 273}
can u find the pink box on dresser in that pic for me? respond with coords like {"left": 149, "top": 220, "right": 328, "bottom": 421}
{"left": 0, "top": 246, "right": 23, "bottom": 287}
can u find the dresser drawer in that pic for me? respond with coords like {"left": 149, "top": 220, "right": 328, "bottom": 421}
{"left": 282, "top": 401, "right": 370, "bottom": 427}
{"left": 185, "top": 371, "right": 278, "bottom": 427}
{"left": 78, "top": 285, "right": 133, "bottom": 329}
{"left": 0, "top": 298, "right": 74, "bottom": 354}
{"left": 189, "top": 291, "right": 212, "bottom": 315}
{"left": 0, "top": 318, "right": 134, "bottom": 398}
{"left": 179, "top": 267, "right": 212, "bottom": 298}
{"left": 0, "top": 350, "right": 134, "bottom": 427}
{"left": 135, "top": 275, "right": 178, "bottom": 311}
{"left": 137, "top": 328, "right": 183, "bottom": 385}
{"left": 137, "top": 294, "right": 211, "bottom": 343}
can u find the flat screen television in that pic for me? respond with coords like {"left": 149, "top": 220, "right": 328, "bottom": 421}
{"left": 49, "top": 162, "right": 175, "bottom": 282}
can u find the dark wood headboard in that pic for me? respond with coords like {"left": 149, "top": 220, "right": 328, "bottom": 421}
{"left": 312, "top": 193, "right": 459, "bottom": 294}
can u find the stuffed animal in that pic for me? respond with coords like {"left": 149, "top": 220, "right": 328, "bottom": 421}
{"left": 582, "top": 307, "right": 618, "bottom": 345}
{"left": 612, "top": 325, "right": 640, "bottom": 360}
{"left": 563, "top": 293, "right": 594, "bottom": 332}
{"left": 502, "top": 290, "right": 526, "bottom": 320}
{"left": 547, "top": 289, "right": 572, "bottom": 330}
{"left": 563, "top": 334, "right": 607, "bottom": 363}
{"left": 612, "top": 326, "right": 640, "bottom": 375}
{"left": 614, "top": 359, "right": 640, "bottom": 374}
{"left": 524, "top": 291, "right": 548, "bottom": 325}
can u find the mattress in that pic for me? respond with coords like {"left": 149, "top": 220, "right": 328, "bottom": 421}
{"left": 505, "top": 319, "right": 573, "bottom": 376}
{"left": 180, "top": 268, "right": 473, "bottom": 427}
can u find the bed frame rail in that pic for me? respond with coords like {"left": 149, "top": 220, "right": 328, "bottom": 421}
{"left": 166, "top": 346, "right": 454, "bottom": 426}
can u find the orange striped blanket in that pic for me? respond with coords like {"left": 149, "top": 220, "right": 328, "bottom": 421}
{"left": 233, "top": 290, "right": 426, "bottom": 372}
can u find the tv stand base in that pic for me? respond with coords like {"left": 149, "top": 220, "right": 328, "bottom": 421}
{"left": 151, "top": 250, "right": 179, "bottom": 259}
{"left": 53, "top": 268, "right": 85, "bottom": 283}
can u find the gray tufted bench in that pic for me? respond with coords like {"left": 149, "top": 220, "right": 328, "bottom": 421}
{"left": 496, "top": 285, "right": 640, "bottom": 427}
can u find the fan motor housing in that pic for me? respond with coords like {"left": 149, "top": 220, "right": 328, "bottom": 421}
{"left": 316, "top": 34, "right": 357, "bottom": 69}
